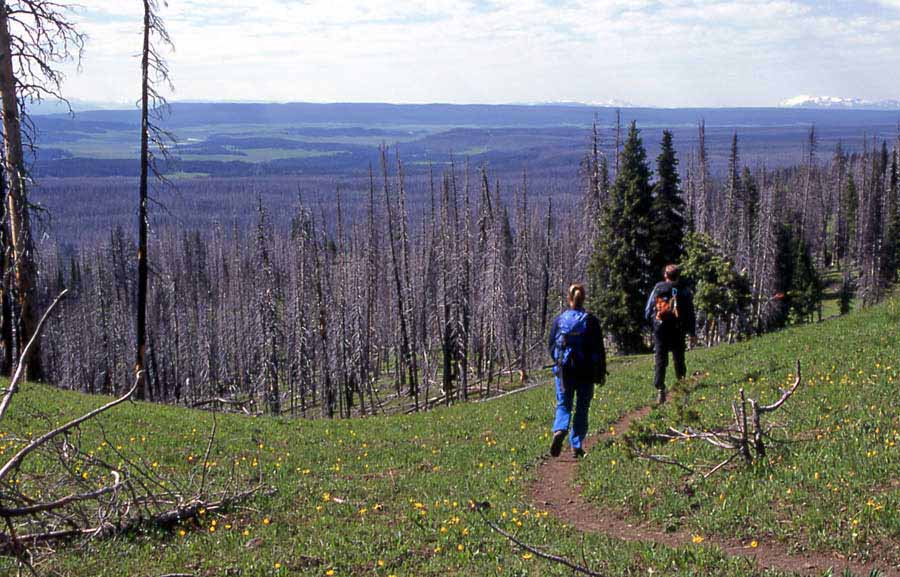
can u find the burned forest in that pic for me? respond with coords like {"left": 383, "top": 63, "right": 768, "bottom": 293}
{"left": 16, "top": 122, "right": 899, "bottom": 418}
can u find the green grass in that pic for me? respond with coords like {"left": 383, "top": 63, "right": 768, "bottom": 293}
{"left": 1, "top": 296, "right": 898, "bottom": 576}
{"left": 582, "top": 294, "right": 899, "bottom": 562}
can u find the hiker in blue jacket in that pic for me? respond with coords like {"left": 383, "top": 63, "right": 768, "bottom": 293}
{"left": 547, "top": 283, "right": 606, "bottom": 458}
{"left": 645, "top": 264, "right": 696, "bottom": 404}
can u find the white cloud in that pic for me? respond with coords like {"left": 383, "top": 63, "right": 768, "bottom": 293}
{"left": 35, "top": 0, "right": 900, "bottom": 107}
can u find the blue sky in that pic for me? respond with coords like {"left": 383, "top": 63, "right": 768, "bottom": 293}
{"left": 49, "top": 0, "right": 900, "bottom": 107}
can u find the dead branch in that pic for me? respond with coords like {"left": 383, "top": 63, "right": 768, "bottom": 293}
{"left": 0, "top": 289, "right": 67, "bottom": 421}
{"left": 0, "top": 484, "right": 274, "bottom": 554}
{"left": 641, "top": 361, "right": 803, "bottom": 476}
{"left": 758, "top": 360, "right": 802, "bottom": 413}
{"left": 472, "top": 500, "right": 606, "bottom": 577}
{"left": 703, "top": 453, "right": 740, "bottom": 479}
{"left": 0, "top": 372, "right": 139, "bottom": 482}
{"left": 631, "top": 450, "right": 695, "bottom": 474}
{"left": 473, "top": 380, "right": 545, "bottom": 403}
{"left": 190, "top": 397, "right": 252, "bottom": 413}
{"left": 0, "top": 471, "right": 121, "bottom": 517}
{"left": 0, "top": 301, "right": 272, "bottom": 564}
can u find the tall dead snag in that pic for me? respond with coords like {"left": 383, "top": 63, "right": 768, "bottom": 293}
{"left": 396, "top": 155, "right": 420, "bottom": 409}
{"left": 381, "top": 148, "right": 418, "bottom": 411}
{"left": 459, "top": 161, "right": 473, "bottom": 401}
{"left": 0, "top": 1, "right": 83, "bottom": 380}
{"left": 438, "top": 173, "right": 455, "bottom": 403}
{"left": 0, "top": 164, "right": 12, "bottom": 374}
{"left": 539, "top": 198, "right": 552, "bottom": 340}
{"left": 799, "top": 125, "right": 817, "bottom": 238}
{"left": 514, "top": 170, "right": 530, "bottom": 382}
{"left": 696, "top": 120, "right": 711, "bottom": 235}
{"left": 255, "top": 200, "right": 281, "bottom": 415}
{"left": 136, "top": 0, "right": 174, "bottom": 400}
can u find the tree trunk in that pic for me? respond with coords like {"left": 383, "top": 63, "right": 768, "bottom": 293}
{"left": 0, "top": 5, "right": 41, "bottom": 381}
{"left": 134, "top": 0, "right": 152, "bottom": 400}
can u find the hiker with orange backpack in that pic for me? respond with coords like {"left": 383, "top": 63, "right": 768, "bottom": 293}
{"left": 547, "top": 283, "right": 606, "bottom": 459}
{"left": 644, "top": 264, "right": 696, "bottom": 405}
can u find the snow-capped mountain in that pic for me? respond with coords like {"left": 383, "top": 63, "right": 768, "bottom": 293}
{"left": 525, "top": 99, "right": 636, "bottom": 108}
{"left": 780, "top": 95, "right": 900, "bottom": 110}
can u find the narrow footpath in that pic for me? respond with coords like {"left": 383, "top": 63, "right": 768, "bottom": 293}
{"left": 530, "top": 405, "right": 896, "bottom": 576}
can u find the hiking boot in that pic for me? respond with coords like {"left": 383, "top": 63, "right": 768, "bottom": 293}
{"left": 572, "top": 447, "right": 586, "bottom": 459}
{"left": 657, "top": 388, "right": 667, "bottom": 405}
{"left": 550, "top": 430, "right": 566, "bottom": 457}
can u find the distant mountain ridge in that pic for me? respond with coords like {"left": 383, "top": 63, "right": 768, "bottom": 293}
{"left": 781, "top": 95, "right": 900, "bottom": 110}
{"left": 38, "top": 101, "right": 900, "bottom": 130}
{"left": 527, "top": 99, "right": 636, "bottom": 108}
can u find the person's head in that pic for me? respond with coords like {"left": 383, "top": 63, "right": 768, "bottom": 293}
{"left": 663, "top": 264, "right": 680, "bottom": 282}
{"left": 567, "top": 283, "right": 586, "bottom": 309}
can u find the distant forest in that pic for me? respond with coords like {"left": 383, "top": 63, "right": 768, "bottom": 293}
{"left": 23, "top": 118, "right": 900, "bottom": 417}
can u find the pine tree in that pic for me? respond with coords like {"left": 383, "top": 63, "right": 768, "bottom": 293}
{"left": 738, "top": 166, "right": 759, "bottom": 269}
{"left": 773, "top": 224, "right": 821, "bottom": 325}
{"left": 882, "top": 150, "right": 899, "bottom": 282}
{"left": 681, "top": 232, "right": 750, "bottom": 344}
{"left": 649, "top": 130, "right": 685, "bottom": 276}
{"left": 588, "top": 121, "right": 653, "bottom": 353}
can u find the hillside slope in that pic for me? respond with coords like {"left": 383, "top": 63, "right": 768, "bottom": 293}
{"left": 2, "top": 296, "right": 897, "bottom": 576}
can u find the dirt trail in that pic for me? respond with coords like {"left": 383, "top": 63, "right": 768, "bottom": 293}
{"left": 530, "top": 405, "right": 897, "bottom": 576}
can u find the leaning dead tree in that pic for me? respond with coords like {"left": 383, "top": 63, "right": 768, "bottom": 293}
{"left": 0, "top": 0, "right": 83, "bottom": 380}
{"left": 633, "top": 361, "right": 803, "bottom": 477}
{"left": 0, "top": 293, "right": 272, "bottom": 570}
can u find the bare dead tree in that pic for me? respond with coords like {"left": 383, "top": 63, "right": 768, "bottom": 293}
{"left": 0, "top": 0, "right": 83, "bottom": 380}
{"left": 696, "top": 120, "right": 711, "bottom": 235}
{"left": 723, "top": 132, "right": 740, "bottom": 256}
{"left": 136, "top": 0, "right": 174, "bottom": 400}
{"left": 799, "top": 125, "right": 817, "bottom": 238}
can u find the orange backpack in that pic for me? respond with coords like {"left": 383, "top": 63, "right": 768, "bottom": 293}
{"left": 655, "top": 288, "right": 679, "bottom": 322}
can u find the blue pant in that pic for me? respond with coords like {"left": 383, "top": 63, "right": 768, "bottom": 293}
{"left": 552, "top": 376, "right": 594, "bottom": 450}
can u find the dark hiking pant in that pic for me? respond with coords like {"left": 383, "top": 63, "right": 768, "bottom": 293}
{"left": 653, "top": 327, "right": 686, "bottom": 391}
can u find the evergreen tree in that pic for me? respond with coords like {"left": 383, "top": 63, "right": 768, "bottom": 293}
{"left": 773, "top": 224, "right": 821, "bottom": 326}
{"left": 588, "top": 121, "right": 653, "bottom": 353}
{"left": 883, "top": 150, "right": 900, "bottom": 282}
{"left": 738, "top": 166, "right": 759, "bottom": 268}
{"left": 723, "top": 132, "right": 741, "bottom": 255}
{"left": 843, "top": 173, "right": 859, "bottom": 264}
{"left": 681, "top": 232, "right": 750, "bottom": 343}
{"left": 740, "top": 167, "right": 759, "bottom": 238}
{"left": 649, "top": 130, "right": 685, "bottom": 277}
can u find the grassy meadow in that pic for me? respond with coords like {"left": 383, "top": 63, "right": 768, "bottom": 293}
{"left": 1, "top": 296, "right": 897, "bottom": 576}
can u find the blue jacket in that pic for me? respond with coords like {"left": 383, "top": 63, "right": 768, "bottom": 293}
{"left": 547, "top": 308, "right": 606, "bottom": 383}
